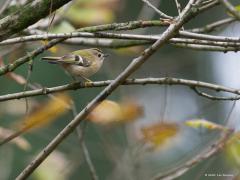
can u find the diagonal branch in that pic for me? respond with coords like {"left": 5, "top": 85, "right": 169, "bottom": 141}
{"left": 15, "top": 1, "right": 198, "bottom": 179}
{"left": 219, "top": 0, "right": 240, "bottom": 20}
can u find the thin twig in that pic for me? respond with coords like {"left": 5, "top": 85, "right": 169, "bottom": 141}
{"left": 174, "top": 0, "right": 183, "bottom": 30}
{"left": 190, "top": 17, "right": 236, "bottom": 33}
{"left": 192, "top": 87, "right": 240, "bottom": 101}
{"left": 142, "top": 0, "right": 173, "bottom": 19}
{"left": 15, "top": 1, "right": 197, "bottom": 179}
{"left": 71, "top": 102, "right": 99, "bottom": 180}
{"left": 174, "top": 43, "right": 240, "bottom": 52}
{"left": 174, "top": 0, "right": 182, "bottom": 15}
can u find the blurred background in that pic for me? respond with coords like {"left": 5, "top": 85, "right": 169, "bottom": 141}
{"left": 0, "top": 0, "right": 239, "bottom": 179}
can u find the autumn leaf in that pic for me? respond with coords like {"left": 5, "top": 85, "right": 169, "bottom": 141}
{"left": 62, "top": 0, "right": 120, "bottom": 27}
{"left": 41, "top": 40, "right": 58, "bottom": 53}
{"left": 0, "top": 93, "right": 71, "bottom": 146}
{"left": 120, "top": 99, "right": 143, "bottom": 123}
{"left": 75, "top": 0, "right": 120, "bottom": 10}
{"left": 50, "top": 21, "right": 75, "bottom": 33}
{"left": 184, "top": 119, "right": 226, "bottom": 131}
{"left": 87, "top": 99, "right": 143, "bottom": 125}
{"left": 141, "top": 122, "right": 179, "bottom": 148}
{"left": 87, "top": 100, "right": 123, "bottom": 125}
{"left": 17, "top": 93, "right": 71, "bottom": 131}
{"left": 224, "top": 132, "right": 240, "bottom": 168}
{"left": 33, "top": 151, "right": 72, "bottom": 180}
{"left": 64, "top": 7, "right": 114, "bottom": 26}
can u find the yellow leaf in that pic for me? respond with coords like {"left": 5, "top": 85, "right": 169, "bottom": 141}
{"left": 87, "top": 99, "right": 143, "bottom": 125}
{"left": 41, "top": 40, "right": 58, "bottom": 53}
{"left": 0, "top": 93, "right": 71, "bottom": 146}
{"left": 50, "top": 21, "right": 75, "bottom": 33}
{"left": 225, "top": 132, "right": 240, "bottom": 168}
{"left": 120, "top": 99, "right": 143, "bottom": 123}
{"left": 141, "top": 122, "right": 179, "bottom": 148}
{"left": 184, "top": 119, "right": 225, "bottom": 130}
{"left": 17, "top": 93, "right": 71, "bottom": 132}
{"left": 75, "top": 0, "right": 120, "bottom": 10}
{"left": 64, "top": 7, "right": 114, "bottom": 27}
{"left": 88, "top": 100, "right": 123, "bottom": 125}
{"left": 33, "top": 151, "right": 71, "bottom": 180}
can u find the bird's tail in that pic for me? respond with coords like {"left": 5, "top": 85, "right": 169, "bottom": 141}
{"left": 42, "top": 57, "right": 60, "bottom": 64}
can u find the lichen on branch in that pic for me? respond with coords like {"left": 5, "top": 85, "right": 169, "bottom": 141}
{"left": 0, "top": 0, "right": 72, "bottom": 41}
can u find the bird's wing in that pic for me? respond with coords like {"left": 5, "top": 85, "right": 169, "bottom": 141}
{"left": 58, "top": 54, "right": 91, "bottom": 67}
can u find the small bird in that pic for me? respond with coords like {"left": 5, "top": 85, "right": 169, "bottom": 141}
{"left": 42, "top": 48, "right": 109, "bottom": 81}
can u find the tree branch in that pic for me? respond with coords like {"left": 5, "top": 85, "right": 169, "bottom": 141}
{"left": 2, "top": 31, "right": 240, "bottom": 52}
{"left": 0, "top": 0, "right": 73, "bottom": 41}
{"left": 219, "top": 0, "right": 240, "bottom": 20}
{"left": 141, "top": 0, "right": 173, "bottom": 19}
{"left": 71, "top": 103, "right": 99, "bottom": 180}
{"left": 1, "top": 77, "right": 240, "bottom": 102}
{"left": 190, "top": 17, "right": 236, "bottom": 33}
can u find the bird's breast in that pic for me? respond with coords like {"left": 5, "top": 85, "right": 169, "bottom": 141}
{"left": 65, "top": 61, "right": 103, "bottom": 77}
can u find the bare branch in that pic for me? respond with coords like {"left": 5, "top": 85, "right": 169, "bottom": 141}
{"left": 141, "top": 0, "right": 173, "bottom": 19}
{"left": 2, "top": 31, "right": 240, "bottom": 52}
{"left": 0, "top": 21, "right": 168, "bottom": 46}
{"left": 1, "top": 77, "right": 240, "bottom": 102}
{"left": 179, "top": 31, "right": 240, "bottom": 42}
{"left": 174, "top": 0, "right": 182, "bottom": 16}
{"left": 192, "top": 87, "right": 240, "bottom": 101}
{"left": 174, "top": 43, "right": 240, "bottom": 52}
{"left": 190, "top": 17, "right": 236, "bottom": 33}
{"left": 71, "top": 103, "right": 99, "bottom": 180}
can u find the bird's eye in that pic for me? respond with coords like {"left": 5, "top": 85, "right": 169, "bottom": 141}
{"left": 98, "top": 54, "right": 102, "bottom": 58}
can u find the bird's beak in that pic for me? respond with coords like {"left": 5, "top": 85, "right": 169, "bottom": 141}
{"left": 103, "top": 54, "right": 109, "bottom": 58}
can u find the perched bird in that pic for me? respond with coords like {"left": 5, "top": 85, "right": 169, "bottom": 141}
{"left": 42, "top": 48, "right": 108, "bottom": 81}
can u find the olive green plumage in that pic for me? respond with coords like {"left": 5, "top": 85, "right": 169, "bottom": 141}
{"left": 42, "top": 48, "right": 108, "bottom": 80}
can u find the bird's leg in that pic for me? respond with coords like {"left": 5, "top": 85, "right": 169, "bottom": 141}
{"left": 79, "top": 75, "right": 92, "bottom": 83}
